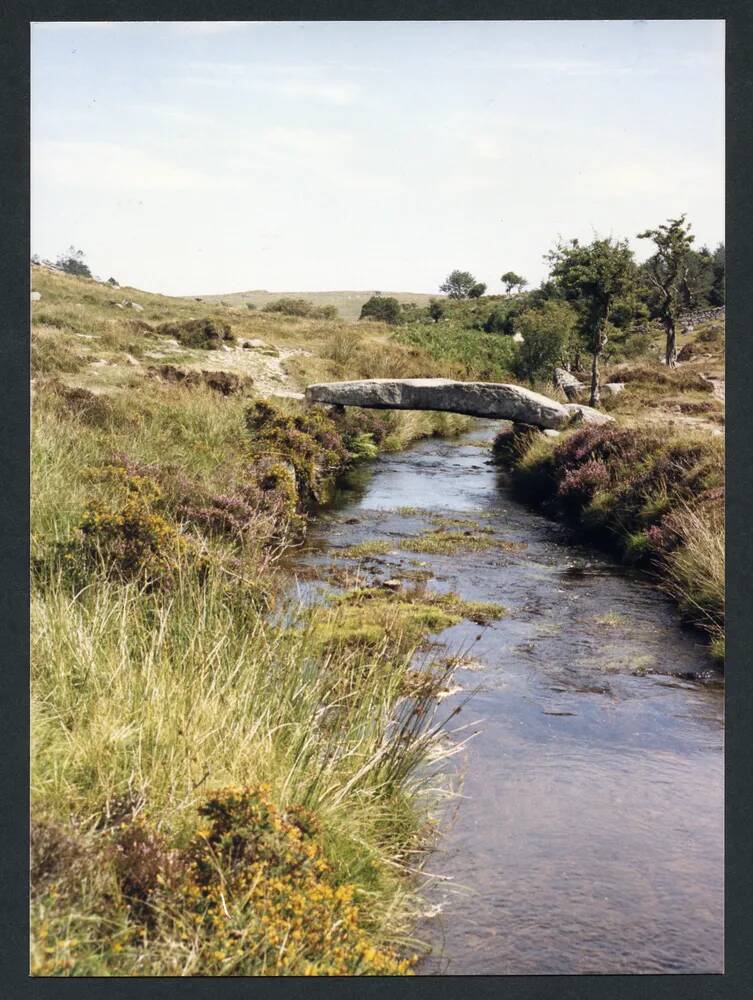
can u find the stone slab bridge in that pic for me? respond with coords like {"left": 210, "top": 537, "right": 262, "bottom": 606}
{"left": 305, "top": 378, "right": 612, "bottom": 431}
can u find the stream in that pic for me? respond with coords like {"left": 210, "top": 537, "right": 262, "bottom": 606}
{"left": 292, "top": 421, "right": 724, "bottom": 975}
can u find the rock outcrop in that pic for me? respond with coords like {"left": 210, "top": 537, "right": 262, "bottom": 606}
{"left": 305, "top": 378, "right": 612, "bottom": 430}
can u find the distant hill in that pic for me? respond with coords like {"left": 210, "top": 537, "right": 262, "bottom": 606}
{"left": 199, "top": 289, "right": 442, "bottom": 322}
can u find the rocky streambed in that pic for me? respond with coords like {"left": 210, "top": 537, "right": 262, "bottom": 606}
{"left": 291, "top": 421, "right": 724, "bottom": 975}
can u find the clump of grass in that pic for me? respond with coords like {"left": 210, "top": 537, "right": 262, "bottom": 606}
{"left": 31, "top": 328, "right": 87, "bottom": 375}
{"left": 399, "top": 528, "right": 524, "bottom": 556}
{"left": 657, "top": 501, "right": 724, "bottom": 652}
{"left": 313, "top": 584, "right": 505, "bottom": 654}
{"left": 31, "top": 560, "right": 460, "bottom": 975}
{"left": 339, "top": 539, "right": 394, "bottom": 559}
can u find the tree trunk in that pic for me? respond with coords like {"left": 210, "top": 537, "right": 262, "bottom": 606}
{"left": 590, "top": 349, "right": 600, "bottom": 407}
{"left": 665, "top": 318, "right": 677, "bottom": 368}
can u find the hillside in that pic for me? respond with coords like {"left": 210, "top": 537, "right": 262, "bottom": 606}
{"left": 200, "top": 289, "right": 442, "bottom": 322}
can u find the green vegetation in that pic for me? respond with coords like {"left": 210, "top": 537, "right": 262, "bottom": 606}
{"left": 312, "top": 585, "right": 505, "bottom": 653}
{"left": 546, "top": 236, "right": 636, "bottom": 407}
{"left": 439, "top": 269, "right": 487, "bottom": 300}
{"left": 339, "top": 539, "right": 394, "bottom": 559}
{"left": 55, "top": 245, "right": 93, "bottom": 278}
{"left": 157, "top": 316, "right": 236, "bottom": 349}
{"left": 399, "top": 527, "right": 525, "bottom": 556}
{"left": 637, "top": 214, "right": 697, "bottom": 367}
{"left": 511, "top": 300, "right": 576, "bottom": 383}
{"left": 501, "top": 271, "right": 528, "bottom": 295}
{"left": 30, "top": 266, "right": 484, "bottom": 977}
{"left": 359, "top": 294, "right": 402, "bottom": 325}
{"left": 262, "top": 297, "right": 339, "bottom": 320}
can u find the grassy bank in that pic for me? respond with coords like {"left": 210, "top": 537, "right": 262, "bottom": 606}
{"left": 31, "top": 269, "right": 473, "bottom": 976}
{"left": 498, "top": 421, "right": 724, "bottom": 660}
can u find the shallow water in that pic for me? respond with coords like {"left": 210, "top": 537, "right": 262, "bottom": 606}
{"left": 293, "top": 422, "right": 724, "bottom": 975}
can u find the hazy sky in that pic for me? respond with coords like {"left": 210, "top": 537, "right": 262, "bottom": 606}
{"left": 31, "top": 20, "right": 724, "bottom": 296}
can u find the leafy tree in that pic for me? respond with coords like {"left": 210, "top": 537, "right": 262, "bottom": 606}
{"left": 637, "top": 215, "right": 695, "bottom": 367}
{"left": 468, "top": 282, "right": 487, "bottom": 299}
{"left": 710, "top": 242, "right": 725, "bottom": 306}
{"left": 547, "top": 236, "right": 636, "bottom": 406}
{"left": 511, "top": 300, "right": 575, "bottom": 384}
{"left": 428, "top": 299, "right": 445, "bottom": 323}
{"left": 440, "top": 270, "right": 482, "bottom": 300}
{"left": 359, "top": 294, "right": 402, "bottom": 325}
{"left": 56, "top": 246, "right": 92, "bottom": 278}
{"left": 483, "top": 300, "right": 521, "bottom": 335}
{"left": 501, "top": 271, "right": 528, "bottom": 295}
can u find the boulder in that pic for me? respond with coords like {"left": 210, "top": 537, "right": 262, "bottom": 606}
{"left": 305, "top": 378, "right": 571, "bottom": 430}
{"left": 562, "top": 403, "right": 614, "bottom": 426}
{"left": 553, "top": 366, "right": 585, "bottom": 401}
{"left": 600, "top": 382, "right": 625, "bottom": 396}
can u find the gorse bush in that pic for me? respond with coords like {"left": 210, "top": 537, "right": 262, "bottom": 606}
{"left": 262, "top": 298, "right": 338, "bottom": 320}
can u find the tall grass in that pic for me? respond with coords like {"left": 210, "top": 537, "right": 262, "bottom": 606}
{"left": 31, "top": 356, "right": 473, "bottom": 974}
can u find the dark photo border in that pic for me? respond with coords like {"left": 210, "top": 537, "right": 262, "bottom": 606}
{"left": 2, "top": 3, "right": 751, "bottom": 998}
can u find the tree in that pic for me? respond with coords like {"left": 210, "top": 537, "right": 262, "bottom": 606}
{"left": 501, "top": 271, "right": 528, "bottom": 295}
{"left": 710, "top": 242, "right": 725, "bottom": 306}
{"left": 637, "top": 215, "right": 695, "bottom": 367}
{"left": 440, "top": 270, "right": 482, "bottom": 300}
{"left": 55, "top": 246, "right": 92, "bottom": 278}
{"left": 428, "top": 299, "right": 445, "bottom": 323}
{"left": 359, "top": 294, "right": 402, "bottom": 325}
{"left": 106, "top": 276, "right": 119, "bottom": 287}
{"left": 547, "top": 236, "right": 636, "bottom": 407}
{"left": 511, "top": 300, "right": 576, "bottom": 384}
{"left": 468, "top": 282, "right": 487, "bottom": 299}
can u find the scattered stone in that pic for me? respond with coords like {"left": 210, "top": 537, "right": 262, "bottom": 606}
{"left": 31, "top": 291, "right": 41, "bottom": 301}
{"left": 543, "top": 428, "right": 561, "bottom": 438}
{"left": 562, "top": 403, "right": 614, "bottom": 426}
{"left": 381, "top": 579, "right": 403, "bottom": 592}
{"left": 553, "top": 366, "right": 585, "bottom": 401}
{"left": 600, "top": 382, "right": 625, "bottom": 396}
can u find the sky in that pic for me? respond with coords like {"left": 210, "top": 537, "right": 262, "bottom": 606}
{"left": 31, "top": 20, "right": 725, "bottom": 297}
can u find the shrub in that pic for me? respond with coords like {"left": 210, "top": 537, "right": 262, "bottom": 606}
{"left": 359, "top": 295, "right": 402, "bottom": 325}
{"left": 511, "top": 301, "right": 575, "bottom": 383}
{"left": 62, "top": 468, "right": 191, "bottom": 588}
{"left": 156, "top": 317, "right": 235, "bottom": 349}
{"left": 56, "top": 247, "right": 92, "bottom": 278}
